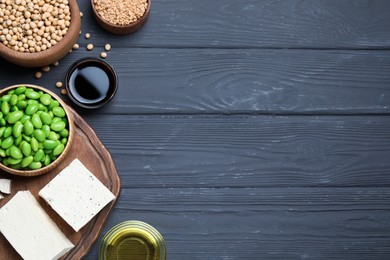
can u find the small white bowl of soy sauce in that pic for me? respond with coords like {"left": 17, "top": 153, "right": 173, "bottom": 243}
{"left": 65, "top": 57, "right": 118, "bottom": 109}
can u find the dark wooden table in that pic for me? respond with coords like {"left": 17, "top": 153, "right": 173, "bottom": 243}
{"left": 1, "top": 0, "right": 390, "bottom": 259}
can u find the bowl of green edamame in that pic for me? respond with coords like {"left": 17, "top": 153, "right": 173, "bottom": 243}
{"left": 0, "top": 84, "right": 74, "bottom": 176}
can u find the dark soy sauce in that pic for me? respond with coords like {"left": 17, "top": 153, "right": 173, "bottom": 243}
{"left": 67, "top": 60, "right": 116, "bottom": 107}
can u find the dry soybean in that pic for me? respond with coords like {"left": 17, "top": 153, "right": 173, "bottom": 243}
{"left": 0, "top": 0, "right": 72, "bottom": 53}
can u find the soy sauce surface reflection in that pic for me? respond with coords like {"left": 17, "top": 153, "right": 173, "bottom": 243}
{"left": 68, "top": 63, "right": 112, "bottom": 105}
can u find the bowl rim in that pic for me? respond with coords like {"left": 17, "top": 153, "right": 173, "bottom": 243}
{"left": 64, "top": 57, "right": 118, "bottom": 109}
{"left": 0, "top": 84, "right": 74, "bottom": 176}
{"left": 0, "top": 0, "right": 80, "bottom": 67}
{"left": 90, "top": 0, "right": 151, "bottom": 34}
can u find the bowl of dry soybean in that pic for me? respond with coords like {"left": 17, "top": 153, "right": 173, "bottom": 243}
{"left": 91, "top": 0, "right": 150, "bottom": 35}
{"left": 0, "top": 84, "right": 74, "bottom": 176}
{"left": 0, "top": 0, "right": 81, "bottom": 67}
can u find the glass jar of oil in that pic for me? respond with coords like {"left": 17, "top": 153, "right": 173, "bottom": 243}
{"left": 99, "top": 221, "right": 166, "bottom": 260}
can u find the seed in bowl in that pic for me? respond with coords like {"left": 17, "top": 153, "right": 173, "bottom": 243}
{"left": 0, "top": 0, "right": 71, "bottom": 53}
{"left": 94, "top": 0, "right": 148, "bottom": 26}
{"left": 0, "top": 86, "right": 69, "bottom": 171}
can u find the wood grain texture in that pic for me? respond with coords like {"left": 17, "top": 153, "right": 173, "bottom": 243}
{"left": 0, "top": 0, "right": 389, "bottom": 259}
{"left": 75, "top": 0, "right": 390, "bottom": 49}
{"left": 86, "top": 187, "right": 390, "bottom": 259}
{"left": 83, "top": 114, "right": 390, "bottom": 188}
{"left": 0, "top": 49, "right": 389, "bottom": 114}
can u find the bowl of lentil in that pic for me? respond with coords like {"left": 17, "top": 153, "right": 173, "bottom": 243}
{"left": 0, "top": 0, "right": 81, "bottom": 67}
{"left": 91, "top": 0, "right": 150, "bottom": 35}
{"left": 0, "top": 84, "right": 74, "bottom": 176}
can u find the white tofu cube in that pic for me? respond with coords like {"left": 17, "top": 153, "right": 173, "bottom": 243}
{"left": 0, "top": 191, "right": 74, "bottom": 260}
{"left": 39, "top": 158, "right": 116, "bottom": 232}
{"left": 0, "top": 179, "right": 11, "bottom": 194}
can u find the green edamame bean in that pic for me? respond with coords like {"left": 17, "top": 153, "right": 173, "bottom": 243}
{"left": 1, "top": 136, "right": 13, "bottom": 149}
{"left": 53, "top": 143, "right": 64, "bottom": 156}
{"left": 38, "top": 104, "right": 47, "bottom": 112}
{"left": 31, "top": 114, "right": 43, "bottom": 129}
{"left": 25, "top": 104, "right": 39, "bottom": 115}
{"left": 10, "top": 146, "right": 23, "bottom": 159}
{"left": 20, "top": 115, "right": 30, "bottom": 124}
{"left": 33, "top": 129, "right": 45, "bottom": 142}
{"left": 43, "top": 154, "right": 51, "bottom": 166}
{"left": 59, "top": 128, "right": 69, "bottom": 137}
{"left": 52, "top": 117, "right": 61, "bottom": 123}
{"left": 42, "top": 125, "right": 50, "bottom": 137}
{"left": 7, "top": 110, "right": 24, "bottom": 124}
{"left": 12, "top": 163, "right": 22, "bottom": 169}
{"left": 10, "top": 94, "right": 18, "bottom": 106}
{"left": 0, "top": 149, "right": 5, "bottom": 157}
{"left": 7, "top": 157, "right": 22, "bottom": 165}
{"left": 40, "top": 94, "right": 52, "bottom": 106}
{"left": 48, "top": 131, "right": 59, "bottom": 141}
{"left": 0, "top": 111, "right": 2, "bottom": 118}
{"left": 24, "top": 120, "right": 34, "bottom": 136}
{"left": 1, "top": 95, "right": 10, "bottom": 102}
{"left": 4, "top": 126, "right": 12, "bottom": 138}
{"left": 33, "top": 149, "right": 45, "bottom": 162}
{"left": 50, "top": 121, "right": 65, "bottom": 132}
{"left": 17, "top": 94, "right": 26, "bottom": 101}
{"left": 15, "top": 135, "right": 22, "bottom": 146}
{"left": 1, "top": 101, "right": 10, "bottom": 115}
{"left": 22, "top": 134, "right": 31, "bottom": 142}
{"left": 10, "top": 106, "right": 19, "bottom": 112}
{"left": 49, "top": 100, "right": 60, "bottom": 110}
{"left": 31, "top": 137, "right": 38, "bottom": 152}
{"left": 27, "top": 100, "right": 38, "bottom": 105}
{"left": 29, "top": 161, "right": 42, "bottom": 170}
{"left": 52, "top": 107, "right": 65, "bottom": 118}
{"left": 43, "top": 140, "right": 58, "bottom": 150}
{"left": 17, "top": 100, "right": 27, "bottom": 110}
{"left": 15, "top": 86, "right": 26, "bottom": 95}
{"left": 21, "top": 156, "right": 33, "bottom": 168}
{"left": 40, "top": 112, "right": 52, "bottom": 125}
{"left": 13, "top": 121, "right": 23, "bottom": 137}
{"left": 0, "top": 118, "right": 5, "bottom": 126}
{"left": 61, "top": 137, "right": 68, "bottom": 145}
{"left": 21, "top": 141, "right": 31, "bottom": 156}
{"left": 25, "top": 89, "right": 40, "bottom": 99}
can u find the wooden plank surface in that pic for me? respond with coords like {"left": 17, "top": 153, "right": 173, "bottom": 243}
{"left": 0, "top": 0, "right": 389, "bottom": 259}
{"left": 85, "top": 187, "right": 390, "bottom": 259}
{"left": 75, "top": 0, "right": 390, "bottom": 49}
{"left": 0, "top": 49, "right": 389, "bottom": 114}
{"left": 84, "top": 115, "right": 390, "bottom": 188}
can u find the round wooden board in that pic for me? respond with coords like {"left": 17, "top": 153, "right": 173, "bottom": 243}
{"left": 0, "top": 106, "right": 121, "bottom": 260}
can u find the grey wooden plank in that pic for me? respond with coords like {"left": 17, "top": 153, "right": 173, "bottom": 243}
{"left": 84, "top": 114, "right": 390, "bottom": 188}
{"left": 1, "top": 49, "right": 389, "bottom": 114}
{"left": 85, "top": 187, "right": 390, "bottom": 259}
{"left": 76, "top": 0, "right": 390, "bottom": 49}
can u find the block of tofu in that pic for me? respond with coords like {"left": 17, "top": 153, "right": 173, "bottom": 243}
{"left": 0, "top": 191, "right": 74, "bottom": 260}
{"left": 39, "top": 158, "right": 116, "bottom": 232}
{"left": 0, "top": 179, "right": 11, "bottom": 194}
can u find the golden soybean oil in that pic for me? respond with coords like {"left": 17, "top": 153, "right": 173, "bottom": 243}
{"left": 99, "top": 221, "right": 166, "bottom": 260}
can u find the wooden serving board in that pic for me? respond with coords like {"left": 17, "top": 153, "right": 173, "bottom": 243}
{"left": 0, "top": 106, "right": 121, "bottom": 259}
